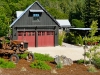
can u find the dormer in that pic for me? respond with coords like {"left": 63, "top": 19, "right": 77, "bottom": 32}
{"left": 29, "top": 9, "right": 44, "bottom": 21}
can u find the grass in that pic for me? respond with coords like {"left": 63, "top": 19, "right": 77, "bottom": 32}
{"left": 0, "top": 58, "right": 15, "bottom": 68}
{"left": 30, "top": 60, "right": 51, "bottom": 70}
{"left": 34, "top": 53, "right": 54, "bottom": 61}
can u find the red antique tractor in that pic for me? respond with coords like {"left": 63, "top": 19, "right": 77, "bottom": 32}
{"left": 0, "top": 37, "right": 34, "bottom": 63}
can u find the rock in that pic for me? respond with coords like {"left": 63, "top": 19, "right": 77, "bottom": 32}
{"left": 54, "top": 55, "right": 73, "bottom": 66}
{"left": 51, "top": 69, "right": 57, "bottom": 74}
{"left": 20, "top": 67, "right": 27, "bottom": 71}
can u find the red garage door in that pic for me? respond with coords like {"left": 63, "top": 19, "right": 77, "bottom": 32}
{"left": 38, "top": 31, "right": 54, "bottom": 47}
{"left": 18, "top": 31, "right": 35, "bottom": 47}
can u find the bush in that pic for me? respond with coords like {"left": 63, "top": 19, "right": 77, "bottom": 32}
{"left": 88, "top": 65, "right": 97, "bottom": 72}
{"left": 72, "top": 19, "right": 84, "bottom": 28}
{"left": 58, "top": 31, "right": 65, "bottom": 46}
{"left": 74, "top": 35, "right": 83, "bottom": 46}
{"left": 34, "top": 53, "right": 54, "bottom": 61}
{"left": 18, "top": 52, "right": 28, "bottom": 59}
{"left": 30, "top": 60, "right": 51, "bottom": 70}
{"left": 77, "top": 59, "right": 89, "bottom": 64}
{"left": 56, "top": 62, "right": 63, "bottom": 69}
{"left": 65, "top": 32, "right": 75, "bottom": 44}
{"left": 77, "top": 59, "right": 84, "bottom": 64}
{"left": 92, "top": 57, "right": 100, "bottom": 69}
{"left": 0, "top": 58, "right": 15, "bottom": 68}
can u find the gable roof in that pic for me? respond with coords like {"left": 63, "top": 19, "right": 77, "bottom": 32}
{"left": 10, "top": 1, "right": 60, "bottom": 27}
{"left": 56, "top": 19, "right": 71, "bottom": 28}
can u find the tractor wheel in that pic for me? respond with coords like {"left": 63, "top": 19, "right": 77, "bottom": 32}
{"left": 26, "top": 53, "right": 34, "bottom": 62}
{"left": 10, "top": 54, "right": 19, "bottom": 64}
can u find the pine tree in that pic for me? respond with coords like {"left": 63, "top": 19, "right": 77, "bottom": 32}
{"left": 83, "top": 0, "right": 100, "bottom": 27}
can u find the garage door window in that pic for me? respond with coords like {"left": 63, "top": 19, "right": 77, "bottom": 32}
{"left": 38, "top": 32, "right": 41, "bottom": 36}
{"left": 47, "top": 32, "right": 54, "bottom": 35}
{"left": 27, "top": 32, "right": 31, "bottom": 36}
{"left": 18, "top": 32, "right": 22, "bottom": 36}
{"left": 42, "top": 32, "right": 45, "bottom": 36}
{"left": 24, "top": 32, "right": 26, "bottom": 36}
{"left": 32, "top": 32, "right": 35, "bottom": 36}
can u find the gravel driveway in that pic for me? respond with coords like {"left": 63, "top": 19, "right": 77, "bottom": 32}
{"left": 28, "top": 43, "right": 84, "bottom": 61}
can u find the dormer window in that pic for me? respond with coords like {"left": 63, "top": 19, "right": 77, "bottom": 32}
{"left": 29, "top": 9, "right": 44, "bottom": 21}
{"left": 33, "top": 13, "right": 40, "bottom": 21}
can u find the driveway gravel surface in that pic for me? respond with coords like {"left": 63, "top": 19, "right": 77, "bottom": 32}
{"left": 28, "top": 43, "right": 85, "bottom": 61}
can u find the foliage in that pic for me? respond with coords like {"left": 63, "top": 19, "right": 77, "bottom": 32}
{"left": 72, "top": 19, "right": 84, "bottom": 28}
{"left": 58, "top": 31, "right": 66, "bottom": 46}
{"left": 92, "top": 56, "right": 100, "bottom": 69}
{"left": 34, "top": 53, "right": 54, "bottom": 61}
{"left": 56, "top": 62, "right": 63, "bottom": 69}
{"left": 0, "top": 58, "right": 15, "bottom": 68}
{"left": 18, "top": 52, "right": 28, "bottom": 59}
{"left": 77, "top": 59, "right": 84, "bottom": 64}
{"left": 83, "top": 20, "right": 99, "bottom": 44}
{"left": 83, "top": 20, "right": 100, "bottom": 65}
{"left": 83, "top": 0, "right": 100, "bottom": 27}
{"left": 87, "top": 65, "right": 97, "bottom": 72}
{"left": 77, "top": 59, "right": 89, "bottom": 64}
{"left": 65, "top": 32, "right": 75, "bottom": 44}
{"left": 30, "top": 60, "right": 51, "bottom": 70}
{"left": 74, "top": 35, "right": 83, "bottom": 46}
{"left": 66, "top": 32, "right": 83, "bottom": 46}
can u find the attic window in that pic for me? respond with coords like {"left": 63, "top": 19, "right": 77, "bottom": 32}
{"left": 33, "top": 14, "right": 40, "bottom": 21}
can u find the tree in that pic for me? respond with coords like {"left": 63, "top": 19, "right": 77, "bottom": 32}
{"left": 83, "top": 0, "right": 100, "bottom": 27}
{"left": 0, "top": 16, "right": 10, "bottom": 36}
{"left": 83, "top": 20, "right": 100, "bottom": 65}
{"left": 72, "top": 19, "right": 84, "bottom": 28}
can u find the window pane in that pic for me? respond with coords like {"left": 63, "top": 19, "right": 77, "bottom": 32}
{"left": 33, "top": 14, "right": 36, "bottom": 17}
{"left": 18, "top": 32, "right": 22, "bottom": 36}
{"left": 32, "top": 32, "right": 35, "bottom": 36}
{"left": 28, "top": 32, "right": 31, "bottom": 36}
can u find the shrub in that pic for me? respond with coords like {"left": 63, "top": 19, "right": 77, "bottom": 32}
{"left": 56, "top": 62, "right": 63, "bottom": 69}
{"left": 30, "top": 60, "right": 51, "bottom": 70}
{"left": 0, "top": 58, "right": 15, "bottom": 68}
{"left": 74, "top": 35, "right": 83, "bottom": 46}
{"left": 72, "top": 19, "right": 84, "bottom": 28}
{"left": 65, "top": 32, "right": 75, "bottom": 44}
{"left": 18, "top": 53, "right": 28, "bottom": 59}
{"left": 58, "top": 31, "right": 65, "bottom": 46}
{"left": 77, "top": 59, "right": 89, "bottom": 64}
{"left": 77, "top": 59, "right": 84, "bottom": 64}
{"left": 88, "top": 65, "right": 97, "bottom": 72}
{"left": 34, "top": 53, "right": 54, "bottom": 61}
{"left": 92, "top": 56, "right": 100, "bottom": 69}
